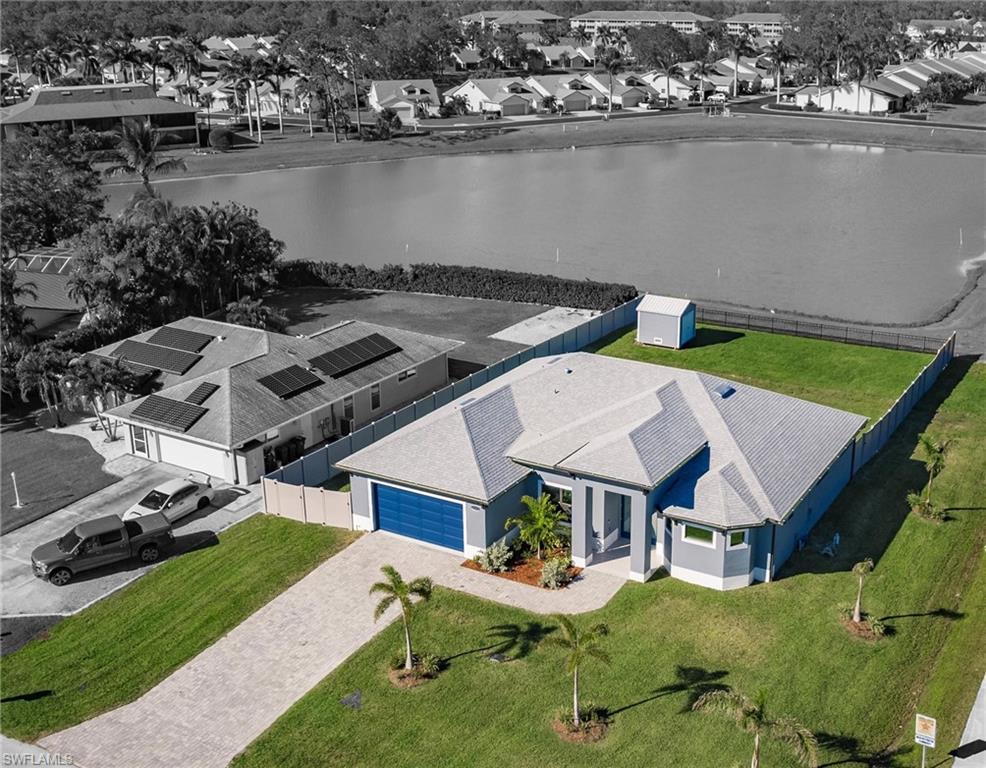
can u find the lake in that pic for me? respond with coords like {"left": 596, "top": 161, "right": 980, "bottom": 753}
{"left": 106, "top": 140, "right": 986, "bottom": 325}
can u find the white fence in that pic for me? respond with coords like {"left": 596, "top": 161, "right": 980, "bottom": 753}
{"left": 262, "top": 479, "right": 353, "bottom": 528}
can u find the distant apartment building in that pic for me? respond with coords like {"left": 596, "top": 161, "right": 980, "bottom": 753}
{"left": 906, "top": 18, "right": 984, "bottom": 39}
{"left": 459, "top": 9, "right": 566, "bottom": 35}
{"left": 569, "top": 10, "right": 713, "bottom": 37}
{"left": 724, "top": 13, "right": 788, "bottom": 39}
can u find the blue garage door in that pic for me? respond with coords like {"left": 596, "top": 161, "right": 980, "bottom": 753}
{"left": 374, "top": 484, "right": 464, "bottom": 551}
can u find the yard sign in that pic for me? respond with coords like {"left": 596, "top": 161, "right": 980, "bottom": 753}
{"left": 915, "top": 714, "right": 936, "bottom": 748}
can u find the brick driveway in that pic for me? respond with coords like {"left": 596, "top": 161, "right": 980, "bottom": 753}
{"left": 40, "top": 532, "right": 623, "bottom": 768}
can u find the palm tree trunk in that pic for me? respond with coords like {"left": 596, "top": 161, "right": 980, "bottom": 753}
{"left": 853, "top": 575, "right": 863, "bottom": 623}
{"left": 307, "top": 101, "right": 313, "bottom": 137}
{"left": 925, "top": 470, "right": 934, "bottom": 502}
{"left": 608, "top": 73, "right": 613, "bottom": 112}
{"left": 91, "top": 397, "right": 113, "bottom": 440}
{"left": 733, "top": 56, "right": 739, "bottom": 98}
{"left": 751, "top": 731, "right": 761, "bottom": 768}
{"left": 352, "top": 67, "right": 362, "bottom": 133}
{"left": 572, "top": 667, "right": 581, "bottom": 727}
{"left": 253, "top": 81, "right": 264, "bottom": 144}
{"left": 276, "top": 82, "right": 284, "bottom": 134}
{"left": 776, "top": 66, "right": 782, "bottom": 104}
{"left": 403, "top": 615, "right": 414, "bottom": 671}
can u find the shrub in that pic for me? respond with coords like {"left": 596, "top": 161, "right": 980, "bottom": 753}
{"left": 275, "top": 261, "right": 638, "bottom": 311}
{"left": 907, "top": 491, "right": 944, "bottom": 521}
{"left": 417, "top": 653, "right": 442, "bottom": 678}
{"left": 540, "top": 557, "right": 572, "bottom": 590}
{"left": 802, "top": 101, "right": 822, "bottom": 113}
{"left": 389, "top": 649, "right": 409, "bottom": 670}
{"left": 869, "top": 618, "right": 887, "bottom": 637}
{"left": 476, "top": 541, "right": 512, "bottom": 573}
{"left": 208, "top": 127, "right": 234, "bottom": 151}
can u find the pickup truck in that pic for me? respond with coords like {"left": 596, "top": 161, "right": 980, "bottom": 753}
{"left": 31, "top": 513, "right": 174, "bottom": 586}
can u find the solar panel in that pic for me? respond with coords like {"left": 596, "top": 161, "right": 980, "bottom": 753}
{"left": 132, "top": 395, "right": 207, "bottom": 432}
{"left": 111, "top": 340, "right": 202, "bottom": 375}
{"left": 257, "top": 365, "right": 323, "bottom": 399}
{"left": 147, "top": 326, "right": 213, "bottom": 353}
{"left": 185, "top": 382, "right": 220, "bottom": 405}
{"left": 309, "top": 334, "right": 402, "bottom": 378}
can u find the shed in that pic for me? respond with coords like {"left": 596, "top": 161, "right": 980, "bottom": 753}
{"left": 636, "top": 294, "right": 696, "bottom": 349}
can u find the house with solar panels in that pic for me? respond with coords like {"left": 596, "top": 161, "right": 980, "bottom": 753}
{"left": 337, "top": 353, "right": 866, "bottom": 590}
{"left": 94, "top": 317, "right": 462, "bottom": 484}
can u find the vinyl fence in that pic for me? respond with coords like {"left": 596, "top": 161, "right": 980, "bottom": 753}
{"left": 696, "top": 307, "right": 948, "bottom": 353}
{"left": 851, "top": 332, "right": 955, "bottom": 474}
{"left": 262, "top": 481, "right": 353, "bottom": 528}
{"left": 264, "top": 295, "right": 643, "bottom": 495}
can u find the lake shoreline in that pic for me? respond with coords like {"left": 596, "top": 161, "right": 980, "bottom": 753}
{"left": 103, "top": 111, "right": 986, "bottom": 186}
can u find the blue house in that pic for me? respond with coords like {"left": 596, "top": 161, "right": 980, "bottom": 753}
{"left": 338, "top": 353, "right": 866, "bottom": 590}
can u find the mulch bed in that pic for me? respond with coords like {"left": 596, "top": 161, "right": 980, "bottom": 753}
{"left": 840, "top": 617, "right": 883, "bottom": 641}
{"left": 552, "top": 717, "right": 609, "bottom": 743}
{"left": 462, "top": 554, "right": 582, "bottom": 589}
{"left": 387, "top": 667, "right": 434, "bottom": 689}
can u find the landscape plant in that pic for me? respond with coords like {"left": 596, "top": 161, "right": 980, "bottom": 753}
{"left": 850, "top": 558, "right": 874, "bottom": 624}
{"left": 544, "top": 615, "right": 610, "bottom": 729}
{"left": 916, "top": 433, "right": 950, "bottom": 505}
{"left": 208, "top": 127, "right": 234, "bottom": 151}
{"left": 505, "top": 494, "right": 566, "bottom": 561}
{"left": 59, "top": 355, "right": 137, "bottom": 440}
{"left": 475, "top": 541, "right": 512, "bottom": 573}
{"left": 692, "top": 689, "right": 819, "bottom": 768}
{"left": 369, "top": 565, "right": 433, "bottom": 672}
{"left": 103, "top": 119, "right": 187, "bottom": 195}
{"left": 539, "top": 557, "right": 572, "bottom": 590}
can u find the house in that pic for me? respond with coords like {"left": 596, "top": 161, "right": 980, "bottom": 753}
{"left": 443, "top": 78, "right": 538, "bottom": 115}
{"left": 98, "top": 317, "right": 462, "bottom": 485}
{"left": 368, "top": 80, "right": 440, "bottom": 120}
{"left": 451, "top": 48, "right": 483, "bottom": 71}
{"left": 12, "top": 244, "right": 84, "bottom": 337}
{"left": 570, "top": 10, "right": 713, "bottom": 37}
{"left": 642, "top": 70, "right": 711, "bottom": 101}
{"left": 581, "top": 72, "right": 650, "bottom": 107}
{"left": 525, "top": 75, "right": 594, "bottom": 111}
{"left": 637, "top": 295, "right": 696, "bottom": 349}
{"left": 459, "top": 9, "right": 566, "bottom": 35}
{"left": 724, "top": 13, "right": 788, "bottom": 39}
{"left": 338, "top": 353, "right": 866, "bottom": 590}
{"left": 793, "top": 76, "right": 910, "bottom": 114}
{"left": 907, "top": 18, "right": 978, "bottom": 39}
{"left": 0, "top": 83, "right": 199, "bottom": 145}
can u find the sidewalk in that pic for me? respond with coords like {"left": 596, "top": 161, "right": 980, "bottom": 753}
{"left": 955, "top": 674, "right": 986, "bottom": 767}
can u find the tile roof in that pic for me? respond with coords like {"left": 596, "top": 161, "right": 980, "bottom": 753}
{"left": 13, "top": 271, "right": 83, "bottom": 312}
{"left": 370, "top": 80, "right": 439, "bottom": 106}
{"left": 571, "top": 10, "right": 712, "bottom": 22}
{"left": 339, "top": 353, "right": 866, "bottom": 527}
{"left": 1, "top": 84, "right": 197, "bottom": 125}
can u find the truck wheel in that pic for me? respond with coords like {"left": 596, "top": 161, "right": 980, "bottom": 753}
{"left": 139, "top": 544, "right": 160, "bottom": 563}
{"left": 197, "top": 496, "right": 210, "bottom": 510}
{"left": 49, "top": 568, "right": 72, "bottom": 586}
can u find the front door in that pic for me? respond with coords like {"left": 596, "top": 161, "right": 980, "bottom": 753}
{"left": 619, "top": 495, "right": 631, "bottom": 539}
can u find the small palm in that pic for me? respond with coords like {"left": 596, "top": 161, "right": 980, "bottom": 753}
{"left": 545, "top": 615, "right": 609, "bottom": 726}
{"left": 505, "top": 493, "right": 564, "bottom": 560}
{"left": 369, "top": 565, "right": 433, "bottom": 671}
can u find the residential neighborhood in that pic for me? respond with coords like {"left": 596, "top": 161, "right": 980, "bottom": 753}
{"left": 1, "top": 2, "right": 985, "bottom": 768}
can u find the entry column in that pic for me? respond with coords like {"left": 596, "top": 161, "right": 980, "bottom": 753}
{"left": 629, "top": 491, "right": 654, "bottom": 582}
{"left": 570, "top": 479, "right": 594, "bottom": 568}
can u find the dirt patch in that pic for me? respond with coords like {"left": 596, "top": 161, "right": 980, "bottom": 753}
{"left": 840, "top": 617, "right": 884, "bottom": 641}
{"left": 462, "top": 555, "right": 582, "bottom": 589}
{"left": 387, "top": 668, "right": 434, "bottom": 689}
{"left": 552, "top": 716, "right": 609, "bottom": 743}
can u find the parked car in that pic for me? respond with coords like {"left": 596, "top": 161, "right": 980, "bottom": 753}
{"left": 123, "top": 476, "right": 215, "bottom": 523}
{"left": 31, "top": 514, "right": 174, "bottom": 586}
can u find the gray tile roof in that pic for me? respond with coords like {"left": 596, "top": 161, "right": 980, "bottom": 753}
{"left": 339, "top": 353, "right": 867, "bottom": 527}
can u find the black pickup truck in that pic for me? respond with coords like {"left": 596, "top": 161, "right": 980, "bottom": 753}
{"left": 31, "top": 513, "right": 174, "bottom": 586}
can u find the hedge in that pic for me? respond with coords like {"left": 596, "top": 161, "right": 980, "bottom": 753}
{"left": 275, "top": 262, "right": 638, "bottom": 310}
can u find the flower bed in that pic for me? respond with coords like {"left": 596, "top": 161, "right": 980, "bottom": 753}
{"left": 462, "top": 553, "right": 581, "bottom": 589}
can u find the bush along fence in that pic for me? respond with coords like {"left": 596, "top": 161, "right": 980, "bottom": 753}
{"left": 851, "top": 332, "right": 955, "bottom": 473}
{"left": 263, "top": 296, "right": 643, "bottom": 502}
{"left": 696, "top": 307, "right": 948, "bottom": 353}
{"left": 275, "top": 261, "right": 638, "bottom": 311}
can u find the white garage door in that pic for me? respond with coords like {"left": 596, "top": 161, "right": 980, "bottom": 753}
{"left": 157, "top": 434, "right": 228, "bottom": 480}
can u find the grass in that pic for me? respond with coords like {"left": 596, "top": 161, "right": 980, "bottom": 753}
{"left": 232, "top": 361, "right": 985, "bottom": 768}
{"left": 0, "top": 515, "right": 360, "bottom": 742}
{"left": 591, "top": 325, "right": 933, "bottom": 424}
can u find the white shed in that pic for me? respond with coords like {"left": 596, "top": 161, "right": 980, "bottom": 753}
{"left": 636, "top": 294, "right": 697, "bottom": 349}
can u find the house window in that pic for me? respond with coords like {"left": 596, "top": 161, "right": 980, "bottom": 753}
{"left": 397, "top": 368, "right": 417, "bottom": 382}
{"left": 682, "top": 524, "right": 716, "bottom": 547}
{"left": 343, "top": 396, "right": 354, "bottom": 421}
{"left": 133, "top": 426, "right": 148, "bottom": 455}
{"left": 542, "top": 483, "right": 572, "bottom": 522}
{"left": 727, "top": 530, "right": 748, "bottom": 549}
{"left": 370, "top": 384, "right": 381, "bottom": 410}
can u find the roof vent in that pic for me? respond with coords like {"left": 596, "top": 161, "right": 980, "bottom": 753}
{"left": 215, "top": 335, "right": 225, "bottom": 342}
{"left": 564, "top": 368, "right": 573, "bottom": 374}
{"left": 714, "top": 383, "right": 736, "bottom": 399}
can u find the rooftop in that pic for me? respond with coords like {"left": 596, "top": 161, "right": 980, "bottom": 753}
{"left": 571, "top": 10, "right": 713, "bottom": 22}
{"left": 1, "top": 83, "right": 198, "bottom": 125}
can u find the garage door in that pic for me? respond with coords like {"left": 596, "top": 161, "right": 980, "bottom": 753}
{"left": 157, "top": 434, "right": 228, "bottom": 480}
{"left": 374, "top": 484, "right": 464, "bottom": 551}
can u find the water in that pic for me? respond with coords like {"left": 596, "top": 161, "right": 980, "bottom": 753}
{"left": 106, "top": 141, "right": 986, "bottom": 325}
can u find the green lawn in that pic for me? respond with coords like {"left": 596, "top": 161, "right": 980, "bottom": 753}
{"left": 591, "top": 325, "right": 933, "bottom": 423}
{"left": 0, "top": 515, "right": 360, "bottom": 742}
{"left": 233, "top": 362, "right": 986, "bottom": 768}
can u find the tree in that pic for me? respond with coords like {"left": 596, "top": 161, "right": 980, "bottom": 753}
{"left": 594, "top": 45, "right": 623, "bottom": 113}
{"left": 544, "top": 615, "right": 610, "bottom": 728}
{"left": 624, "top": 25, "right": 688, "bottom": 70}
{"left": 763, "top": 40, "right": 797, "bottom": 104}
{"left": 505, "top": 493, "right": 565, "bottom": 560}
{"left": 263, "top": 49, "right": 296, "bottom": 135}
{"left": 916, "top": 434, "right": 950, "bottom": 503}
{"left": 851, "top": 558, "right": 874, "bottom": 624}
{"left": 844, "top": 41, "right": 878, "bottom": 114}
{"left": 139, "top": 38, "right": 172, "bottom": 89}
{"left": 224, "top": 296, "right": 288, "bottom": 332}
{"left": 693, "top": 690, "right": 819, "bottom": 768}
{"left": 292, "top": 45, "right": 348, "bottom": 143}
{"left": 374, "top": 108, "right": 402, "bottom": 140}
{"left": 16, "top": 342, "right": 69, "bottom": 426}
{"left": 103, "top": 119, "right": 187, "bottom": 195}
{"left": 59, "top": 355, "right": 136, "bottom": 440}
{"left": 540, "top": 94, "right": 557, "bottom": 114}
{"left": 369, "top": 565, "right": 433, "bottom": 671}
{"left": 724, "top": 27, "right": 758, "bottom": 99}
{"left": 31, "top": 46, "right": 61, "bottom": 85}
{"left": 219, "top": 53, "right": 259, "bottom": 138}
{"left": 0, "top": 261, "right": 35, "bottom": 350}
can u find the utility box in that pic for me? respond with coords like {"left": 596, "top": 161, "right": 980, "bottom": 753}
{"left": 636, "top": 294, "right": 696, "bottom": 349}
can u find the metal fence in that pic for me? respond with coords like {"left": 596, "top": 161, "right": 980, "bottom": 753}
{"left": 851, "top": 333, "right": 955, "bottom": 474}
{"left": 265, "top": 296, "right": 643, "bottom": 487}
{"left": 696, "top": 307, "right": 948, "bottom": 353}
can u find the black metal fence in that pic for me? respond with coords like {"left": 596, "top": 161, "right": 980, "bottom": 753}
{"left": 696, "top": 307, "right": 948, "bottom": 353}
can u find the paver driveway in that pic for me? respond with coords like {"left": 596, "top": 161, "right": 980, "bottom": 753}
{"left": 40, "top": 532, "right": 623, "bottom": 768}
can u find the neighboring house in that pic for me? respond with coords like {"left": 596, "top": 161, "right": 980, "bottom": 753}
{"left": 0, "top": 83, "right": 199, "bottom": 145}
{"left": 368, "top": 80, "right": 440, "bottom": 120}
{"left": 13, "top": 245, "right": 84, "bottom": 337}
{"left": 569, "top": 10, "right": 713, "bottom": 37}
{"left": 581, "top": 72, "right": 649, "bottom": 107}
{"left": 339, "top": 353, "right": 866, "bottom": 590}
{"left": 793, "top": 76, "right": 910, "bottom": 114}
{"left": 636, "top": 295, "right": 696, "bottom": 349}
{"left": 451, "top": 48, "right": 483, "bottom": 71}
{"left": 98, "top": 317, "right": 462, "bottom": 485}
{"left": 525, "top": 74, "right": 595, "bottom": 111}
{"left": 443, "top": 78, "right": 539, "bottom": 115}
{"left": 641, "top": 70, "right": 710, "bottom": 100}
{"left": 715, "top": 58, "right": 767, "bottom": 91}
{"left": 906, "top": 18, "right": 980, "bottom": 39}
{"left": 724, "top": 13, "right": 788, "bottom": 39}
{"left": 459, "top": 9, "right": 567, "bottom": 35}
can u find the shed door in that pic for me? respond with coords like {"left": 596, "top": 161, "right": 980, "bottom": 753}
{"left": 374, "top": 484, "right": 464, "bottom": 551}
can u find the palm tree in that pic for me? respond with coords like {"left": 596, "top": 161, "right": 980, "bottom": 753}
{"left": 724, "top": 27, "right": 758, "bottom": 98}
{"left": 693, "top": 690, "right": 819, "bottom": 768}
{"left": 691, "top": 59, "right": 716, "bottom": 100}
{"left": 851, "top": 558, "right": 874, "bottom": 624}
{"left": 16, "top": 343, "right": 69, "bottom": 427}
{"left": 98, "top": 40, "right": 131, "bottom": 84}
{"left": 763, "top": 40, "right": 797, "bottom": 104}
{"left": 295, "top": 76, "right": 315, "bottom": 137}
{"left": 140, "top": 39, "right": 172, "bottom": 90}
{"left": 572, "top": 26, "right": 591, "bottom": 47}
{"left": 247, "top": 57, "right": 269, "bottom": 144}
{"left": 31, "top": 47, "right": 60, "bottom": 86}
{"left": 540, "top": 94, "right": 557, "bottom": 113}
{"left": 67, "top": 33, "right": 102, "bottom": 82}
{"left": 595, "top": 45, "right": 624, "bottom": 113}
{"left": 103, "top": 119, "right": 187, "bottom": 195}
{"left": 544, "top": 615, "right": 610, "bottom": 728}
{"left": 505, "top": 493, "right": 565, "bottom": 560}
{"left": 167, "top": 38, "right": 203, "bottom": 83}
{"left": 263, "top": 50, "right": 296, "bottom": 135}
{"left": 845, "top": 43, "right": 877, "bottom": 114}
{"left": 60, "top": 356, "right": 136, "bottom": 440}
{"left": 369, "top": 565, "right": 433, "bottom": 671}
{"left": 916, "top": 434, "right": 950, "bottom": 503}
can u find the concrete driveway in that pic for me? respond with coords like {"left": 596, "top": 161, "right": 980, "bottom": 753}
{"left": 0, "top": 463, "right": 260, "bottom": 617}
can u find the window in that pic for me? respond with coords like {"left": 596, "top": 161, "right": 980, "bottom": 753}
{"left": 98, "top": 530, "right": 124, "bottom": 546}
{"left": 370, "top": 384, "right": 381, "bottom": 410}
{"left": 542, "top": 484, "right": 573, "bottom": 522}
{"left": 343, "top": 396, "right": 354, "bottom": 420}
{"left": 727, "top": 530, "right": 748, "bottom": 549}
{"left": 397, "top": 368, "right": 417, "bottom": 382}
{"left": 133, "top": 426, "right": 148, "bottom": 455}
{"left": 682, "top": 524, "right": 715, "bottom": 546}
